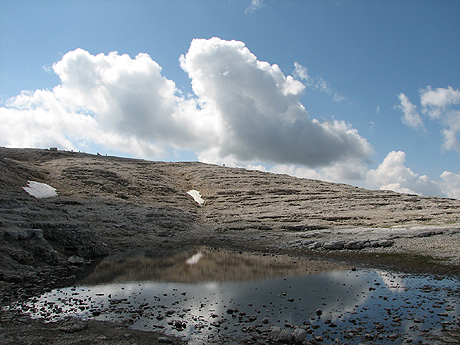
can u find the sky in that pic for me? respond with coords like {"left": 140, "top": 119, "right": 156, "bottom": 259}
{"left": 1, "top": 0, "right": 460, "bottom": 199}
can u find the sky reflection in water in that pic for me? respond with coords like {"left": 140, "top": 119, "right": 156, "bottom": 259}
{"left": 18, "top": 248, "right": 460, "bottom": 344}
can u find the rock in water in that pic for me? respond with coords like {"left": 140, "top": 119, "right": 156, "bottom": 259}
{"left": 292, "top": 327, "right": 308, "bottom": 343}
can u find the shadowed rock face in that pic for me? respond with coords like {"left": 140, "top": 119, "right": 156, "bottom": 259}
{"left": 1, "top": 147, "right": 460, "bottom": 294}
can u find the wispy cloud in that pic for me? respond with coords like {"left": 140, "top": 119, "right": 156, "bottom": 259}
{"left": 397, "top": 93, "right": 426, "bottom": 131}
{"left": 293, "top": 62, "right": 345, "bottom": 102}
{"left": 245, "top": 0, "right": 265, "bottom": 14}
{"left": 397, "top": 86, "right": 460, "bottom": 153}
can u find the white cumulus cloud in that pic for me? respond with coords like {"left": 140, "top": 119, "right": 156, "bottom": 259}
{"left": 50, "top": 49, "right": 210, "bottom": 148}
{"left": 1, "top": 88, "right": 166, "bottom": 157}
{"left": 1, "top": 39, "right": 372, "bottom": 169}
{"left": 0, "top": 49, "right": 207, "bottom": 158}
{"left": 365, "top": 151, "right": 443, "bottom": 196}
{"left": 420, "top": 86, "right": 460, "bottom": 111}
{"left": 439, "top": 171, "right": 460, "bottom": 200}
{"left": 180, "top": 38, "right": 371, "bottom": 167}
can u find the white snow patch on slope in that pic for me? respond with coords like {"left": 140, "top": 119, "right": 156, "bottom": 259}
{"left": 187, "top": 190, "right": 204, "bottom": 205}
{"left": 186, "top": 252, "right": 204, "bottom": 265}
{"left": 23, "top": 181, "right": 58, "bottom": 199}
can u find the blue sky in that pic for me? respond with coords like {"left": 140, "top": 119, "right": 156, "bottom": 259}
{"left": 1, "top": 0, "right": 459, "bottom": 198}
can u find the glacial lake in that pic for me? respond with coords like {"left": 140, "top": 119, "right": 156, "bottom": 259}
{"left": 11, "top": 248, "right": 460, "bottom": 344}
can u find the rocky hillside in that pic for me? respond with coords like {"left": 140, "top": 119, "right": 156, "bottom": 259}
{"left": 1, "top": 147, "right": 460, "bottom": 301}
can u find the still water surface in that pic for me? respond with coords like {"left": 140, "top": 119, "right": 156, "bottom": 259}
{"left": 14, "top": 248, "right": 460, "bottom": 344}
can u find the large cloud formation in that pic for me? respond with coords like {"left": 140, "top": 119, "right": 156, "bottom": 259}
{"left": 180, "top": 38, "right": 372, "bottom": 166}
{"left": 1, "top": 49, "right": 188, "bottom": 157}
{"left": 0, "top": 38, "right": 372, "bottom": 169}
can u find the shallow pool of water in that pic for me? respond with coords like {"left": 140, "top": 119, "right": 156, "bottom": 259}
{"left": 11, "top": 248, "right": 460, "bottom": 344}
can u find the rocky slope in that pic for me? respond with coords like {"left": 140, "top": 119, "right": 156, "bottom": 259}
{"left": 2, "top": 147, "right": 460, "bottom": 344}
{"left": 1, "top": 147, "right": 460, "bottom": 296}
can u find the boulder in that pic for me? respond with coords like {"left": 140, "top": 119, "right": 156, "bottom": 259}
{"left": 292, "top": 327, "right": 308, "bottom": 343}
{"left": 269, "top": 326, "right": 282, "bottom": 340}
{"left": 278, "top": 328, "right": 294, "bottom": 342}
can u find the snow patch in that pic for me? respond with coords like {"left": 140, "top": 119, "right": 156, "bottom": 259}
{"left": 187, "top": 190, "right": 204, "bottom": 205}
{"left": 23, "top": 181, "right": 58, "bottom": 199}
{"left": 186, "top": 252, "right": 204, "bottom": 265}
